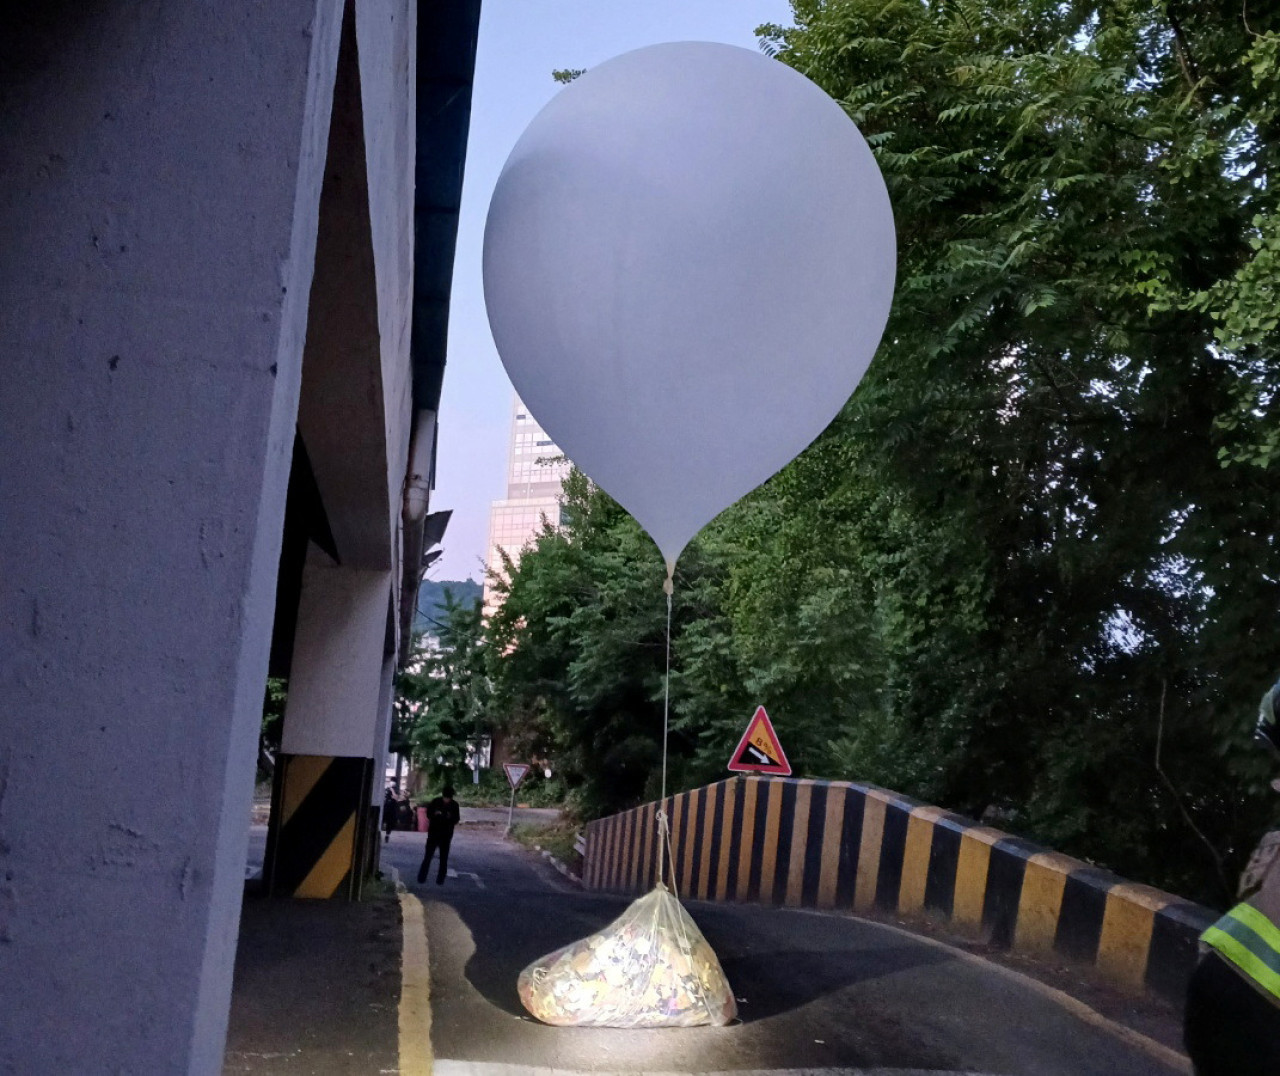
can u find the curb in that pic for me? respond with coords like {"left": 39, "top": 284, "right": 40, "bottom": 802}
{"left": 584, "top": 777, "right": 1214, "bottom": 1007}
{"left": 397, "top": 883, "right": 432, "bottom": 1076}
{"left": 539, "top": 847, "right": 583, "bottom": 886}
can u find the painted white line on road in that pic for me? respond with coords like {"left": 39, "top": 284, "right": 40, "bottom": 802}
{"left": 398, "top": 890, "right": 433, "bottom": 1076}
{"left": 447, "top": 869, "right": 486, "bottom": 889}
{"left": 785, "top": 908, "right": 1192, "bottom": 1075}
{"left": 434, "top": 1064, "right": 1003, "bottom": 1076}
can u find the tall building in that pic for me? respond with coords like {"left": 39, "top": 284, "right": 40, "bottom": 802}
{"left": 484, "top": 395, "right": 572, "bottom": 611}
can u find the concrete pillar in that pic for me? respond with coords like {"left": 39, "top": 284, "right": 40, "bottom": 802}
{"left": 0, "top": 2, "right": 347, "bottom": 1072}
{"left": 264, "top": 555, "right": 393, "bottom": 898}
{"left": 260, "top": 0, "right": 418, "bottom": 901}
{"left": 373, "top": 654, "right": 398, "bottom": 803}
{"left": 369, "top": 653, "right": 398, "bottom": 875}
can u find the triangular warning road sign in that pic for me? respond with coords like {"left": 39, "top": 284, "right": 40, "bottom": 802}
{"left": 504, "top": 763, "right": 530, "bottom": 789}
{"left": 727, "top": 706, "right": 791, "bottom": 776}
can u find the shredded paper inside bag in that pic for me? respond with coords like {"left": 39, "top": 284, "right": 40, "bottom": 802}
{"left": 517, "top": 885, "right": 737, "bottom": 1028}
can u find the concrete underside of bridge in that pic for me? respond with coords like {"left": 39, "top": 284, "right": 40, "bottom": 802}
{"left": 0, "top": 0, "right": 477, "bottom": 1071}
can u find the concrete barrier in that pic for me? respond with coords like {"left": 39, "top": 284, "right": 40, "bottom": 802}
{"left": 583, "top": 776, "right": 1214, "bottom": 1004}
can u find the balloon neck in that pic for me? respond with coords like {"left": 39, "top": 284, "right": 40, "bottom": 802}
{"left": 663, "top": 561, "right": 675, "bottom": 596}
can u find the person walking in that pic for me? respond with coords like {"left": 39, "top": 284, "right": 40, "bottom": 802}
{"left": 417, "top": 784, "right": 461, "bottom": 886}
{"left": 383, "top": 786, "right": 397, "bottom": 843}
{"left": 1184, "top": 677, "right": 1280, "bottom": 1073}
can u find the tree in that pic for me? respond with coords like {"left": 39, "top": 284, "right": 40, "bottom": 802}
{"left": 488, "top": 470, "right": 672, "bottom": 814}
{"left": 756, "top": 0, "right": 1280, "bottom": 902}
{"left": 257, "top": 677, "right": 288, "bottom": 784}
{"left": 487, "top": 0, "right": 1280, "bottom": 906}
{"left": 397, "top": 592, "right": 492, "bottom": 783}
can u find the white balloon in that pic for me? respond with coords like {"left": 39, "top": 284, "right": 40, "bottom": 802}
{"left": 483, "top": 42, "right": 895, "bottom": 574}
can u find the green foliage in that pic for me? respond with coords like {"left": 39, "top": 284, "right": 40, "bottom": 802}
{"left": 488, "top": 469, "right": 671, "bottom": 816}
{"left": 509, "top": 820, "right": 584, "bottom": 871}
{"left": 440, "top": 767, "right": 507, "bottom": 806}
{"left": 440, "top": 765, "right": 567, "bottom": 808}
{"left": 414, "top": 578, "right": 482, "bottom": 634}
{"left": 510, "top": 772, "right": 570, "bottom": 808}
{"left": 484, "top": 0, "right": 1279, "bottom": 908}
{"left": 257, "top": 677, "right": 287, "bottom": 783}
{"left": 397, "top": 592, "right": 491, "bottom": 783}
{"left": 755, "top": 0, "right": 1280, "bottom": 906}
{"left": 261, "top": 677, "right": 287, "bottom": 740}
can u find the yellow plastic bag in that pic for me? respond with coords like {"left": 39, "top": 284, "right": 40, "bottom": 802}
{"left": 517, "top": 885, "right": 736, "bottom": 1028}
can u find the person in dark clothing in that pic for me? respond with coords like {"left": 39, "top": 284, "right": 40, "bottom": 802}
{"left": 417, "top": 785, "right": 461, "bottom": 885}
{"left": 383, "top": 787, "right": 396, "bottom": 843}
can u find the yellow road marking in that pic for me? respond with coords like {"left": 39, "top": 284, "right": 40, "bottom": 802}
{"left": 399, "top": 889, "right": 433, "bottom": 1076}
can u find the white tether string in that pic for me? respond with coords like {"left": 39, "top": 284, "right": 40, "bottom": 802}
{"left": 658, "top": 571, "right": 673, "bottom": 885}
{"left": 655, "top": 567, "right": 717, "bottom": 1022}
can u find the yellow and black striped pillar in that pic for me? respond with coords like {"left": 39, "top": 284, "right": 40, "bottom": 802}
{"left": 263, "top": 754, "right": 374, "bottom": 900}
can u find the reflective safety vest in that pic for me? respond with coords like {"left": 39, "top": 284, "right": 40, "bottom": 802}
{"left": 1202, "top": 903, "right": 1280, "bottom": 1003}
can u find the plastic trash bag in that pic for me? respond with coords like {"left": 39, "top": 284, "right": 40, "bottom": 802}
{"left": 517, "top": 884, "right": 737, "bottom": 1028}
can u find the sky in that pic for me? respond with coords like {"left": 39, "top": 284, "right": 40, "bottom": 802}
{"left": 431, "top": 0, "right": 796, "bottom": 583}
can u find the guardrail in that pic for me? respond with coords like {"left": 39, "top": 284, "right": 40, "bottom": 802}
{"left": 582, "top": 776, "right": 1214, "bottom": 1005}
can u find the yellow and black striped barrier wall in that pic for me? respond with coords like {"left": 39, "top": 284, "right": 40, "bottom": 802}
{"left": 583, "top": 776, "right": 1215, "bottom": 1004}
{"left": 264, "top": 754, "right": 374, "bottom": 900}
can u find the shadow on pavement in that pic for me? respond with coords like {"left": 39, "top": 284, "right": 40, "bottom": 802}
{"left": 448, "top": 887, "right": 952, "bottom": 1024}
{"left": 715, "top": 943, "right": 951, "bottom": 1020}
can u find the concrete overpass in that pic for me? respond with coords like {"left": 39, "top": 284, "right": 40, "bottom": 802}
{"left": 0, "top": 1, "right": 480, "bottom": 1070}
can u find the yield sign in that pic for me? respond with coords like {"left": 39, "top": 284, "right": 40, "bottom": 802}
{"left": 727, "top": 706, "right": 791, "bottom": 776}
{"left": 504, "top": 763, "right": 530, "bottom": 789}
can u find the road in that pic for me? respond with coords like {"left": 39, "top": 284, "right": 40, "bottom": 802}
{"left": 380, "top": 823, "right": 1190, "bottom": 1076}
{"left": 241, "top": 806, "right": 561, "bottom": 879}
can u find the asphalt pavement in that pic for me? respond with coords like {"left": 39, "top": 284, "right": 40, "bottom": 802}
{"left": 383, "top": 824, "right": 1192, "bottom": 1076}
{"left": 223, "top": 889, "right": 401, "bottom": 1074}
{"left": 225, "top": 811, "right": 556, "bottom": 1075}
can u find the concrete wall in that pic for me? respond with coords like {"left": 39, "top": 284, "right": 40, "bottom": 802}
{"left": 269, "top": 0, "right": 418, "bottom": 899}
{"left": 295, "top": 0, "right": 416, "bottom": 585}
{"left": 584, "top": 777, "right": 1215, "bottom": 1006}
{"left": 294, "top": 0, "right": 391, "bottom": 573}
{"left": 0, "top": 0, "right": 424, "bottom": 1069}
{"left": 354, "top": 0, "right": 417, "bottom": 571}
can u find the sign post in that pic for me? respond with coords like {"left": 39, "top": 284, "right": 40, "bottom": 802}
{"left": 503, "top": 763, "right": 530, "bottom": 834}
{"left": 727, "top": 706, "right": 791, "bottom": 776}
